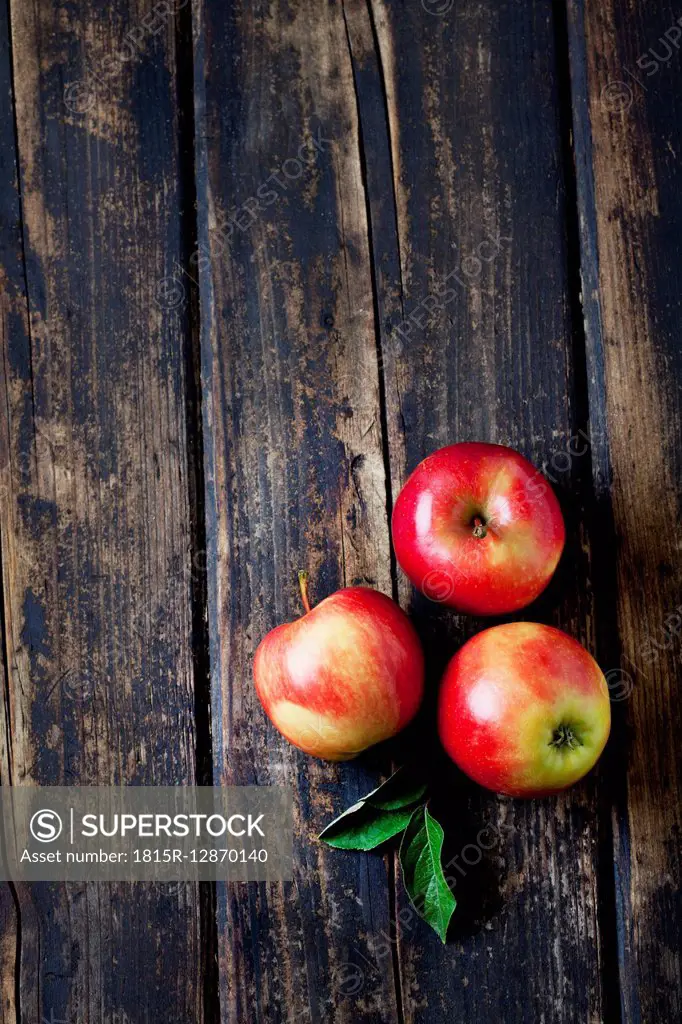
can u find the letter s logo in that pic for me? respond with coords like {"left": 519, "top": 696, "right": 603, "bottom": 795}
{"left": 30, "top": 809, "right": 63, "bottom": 843}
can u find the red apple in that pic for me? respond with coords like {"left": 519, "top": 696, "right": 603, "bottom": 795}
{"left": 253, "top": 574, "right": 425, "bottom": 761}
{"left": 391, "top": 442, "right": 565, "bottom": 615}
{"left": 438, "top": 622, "right": 611, "bottom": 797}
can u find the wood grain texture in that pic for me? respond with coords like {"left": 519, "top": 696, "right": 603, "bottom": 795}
{"left": 0, "top": 3, "right": 26, "bottom": 1017}
{"left": 0, "top": 1, "right": 204, "bottom": 1020}
{"left": 0, "top": 631, "right": 16, "bottom": 1024}
{"left": 1, "top": 0, "right": 678, "bottom": 1021}
{"left": 361, "top": 1, "right": 610, "bottom": 1021}
{"left": 0, "top": 886, "right": 15, "bottom": 1024}
{"left": 568, "top": 1, "right": 682, "bottom": 1020}
{"left": 192, "top": 0, "right": 402, "bottom": 1020}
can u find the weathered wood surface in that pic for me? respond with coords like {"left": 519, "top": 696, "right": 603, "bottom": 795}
{"left": 0, "top": 653, "right": 16, "bottom": 1024}
{"left": 0, "top": 1, "right": 205, "bottom": 1021}
{"left": 192, "top": 0, "right": 613, "bottom": 1021}
{"left": 359, "top": 2, "right": 611, "bottom": 1021}
{"left": 192, "top": 0, "right": 402, "bottom": 1019}
{"left": 0, "top": 4, "right": 19, "bottom": 1016}
{"left": 1, "top": 0, "right": 681, "bottom": 1021}
{"left": 568, "top": 1, "right": 682, "bottom": 1020}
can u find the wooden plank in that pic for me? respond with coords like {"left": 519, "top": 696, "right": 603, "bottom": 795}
{"left": 0, "top": 885, "right": 16, "bottom": 1024}
{"left": 0, "top": 1, "right": 205, "bottom": 1021}
{"left": 0, "top": 2, "right": 19, "bottom": 1015}
{"left": 359, "top": 1, "right": 610, "bottom": 1021}
{"left": 0, "top": 3, "right": 24, "bottom": 1018}
{"left": 0, "top": 625, "right": 16, "bottom": 1024}
{"left": 192, "top": 1, "right": 402, "bottom": 1020}
{"left": 567, "top": 1, "right": 682, "bottom": 1020}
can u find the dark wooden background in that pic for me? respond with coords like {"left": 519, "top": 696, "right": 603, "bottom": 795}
{"left": 1, "top": 0, "right": 680, "bottom": 1021}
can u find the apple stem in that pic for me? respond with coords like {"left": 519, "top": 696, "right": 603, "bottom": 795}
{"left": 472, "top": 516, "right": 488, "bottom": 539}
{"left": 551, "top": 724, "right": 581, "bottom": 749}
{"left": 298, "top": 571, "right": 313, "bottom": 614}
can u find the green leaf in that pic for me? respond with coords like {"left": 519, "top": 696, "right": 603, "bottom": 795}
{"left": 319, "top": 766, "right": 427, "bottom": 851}
{"left": 399, "top": 805, "right": 456, "bottom": 943}
{"left": 320, "top": 805, "right": 416, "bottom": 850}
{"left": 365, "top": 767, "right": 428, "bottom": 811}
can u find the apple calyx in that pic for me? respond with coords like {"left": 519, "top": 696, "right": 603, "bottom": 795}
{"left": 472, "top": 515, "right": 488, "bottom": 540}
{"left": 550, "top": 723, "right": 582, "bottom": 751}
{"left": 298, "top": 570, "right": 313, "bottom": 614}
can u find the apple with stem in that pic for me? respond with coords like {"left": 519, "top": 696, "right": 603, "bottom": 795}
{"left": 391, "top": 442, "right": 566, "bottom": 615}
{"left": 438, "top": 622, "right": 611, "bottom": 797}
{"left": 253, "top": 573, "right": 425, "bottom": 761}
